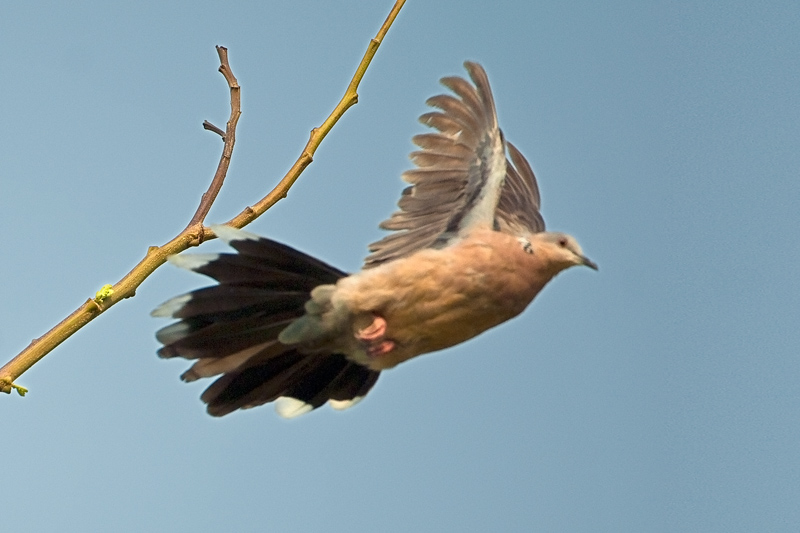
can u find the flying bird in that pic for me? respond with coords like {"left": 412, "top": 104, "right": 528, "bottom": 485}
{"left": 152, "top": 62, "right": 596, "bottom": 419}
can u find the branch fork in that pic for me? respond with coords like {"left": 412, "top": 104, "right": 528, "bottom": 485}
{"left": 0, "top": 0, "right": 406, "bottom": 395}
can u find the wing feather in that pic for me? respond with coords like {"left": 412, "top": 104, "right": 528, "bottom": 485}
{"left": 364, "top": 62, "right": 545, "bottom": 268}
{"left": 365, "top": 62, "right": 503, "bottom": 268}
{"left": 495, "top": 141, "right": 546, "bottom": 235}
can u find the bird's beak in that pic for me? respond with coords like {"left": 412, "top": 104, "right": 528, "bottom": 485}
{"left": 581, "top": 255, "right": 598, "bottom": 270}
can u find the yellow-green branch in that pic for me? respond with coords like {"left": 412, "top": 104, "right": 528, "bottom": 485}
{"left": 0, "top": 0, "right": 406, "bottom": 395}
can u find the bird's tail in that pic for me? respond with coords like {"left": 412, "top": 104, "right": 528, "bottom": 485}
{"left": 152, "top": 225, "right": 380, "bottom": 418}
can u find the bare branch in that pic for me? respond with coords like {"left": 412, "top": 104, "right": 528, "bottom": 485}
{"left": 189, "top": 46, "right": 241, "bottom": 229}
{"left": 0, "top": 0, "right": 406, "bottom": 395}
{"left": 225, "top": 0, "right": 406, "bottom": 228}
{"left": 0, "top": 47, "right": 243, "bottom": 395}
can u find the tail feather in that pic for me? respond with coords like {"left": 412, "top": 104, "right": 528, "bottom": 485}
{"left": 304, "top": 360, "right": 379, "bottom": 408}
{"left": 332, "top": 364, "right": 380, "bottom": 401}
{"left": 186, "top": 253, "right": 335, "bottom": 289}
{"left": 157, "top": 314, "right": 297, "bottom": 359}
{"left": 222, "top": 231, "right": 347, "bottom": 279}
{"left": 153, "top": 227, "right": 380, "bottom": 418}
{"left": 154, "top": 285, "right": 310, "bottom": 320}
{"left": 180, "top": 342, "right": 277, "bottom": 382}
{"left": 280, "top": 354, "right": 351, "bottom": 409}
{"left": 201, "top": 349, "right": 381, "bottom": 418}
{"left": 203, "top": 350, "right": 313, "bottom": 416}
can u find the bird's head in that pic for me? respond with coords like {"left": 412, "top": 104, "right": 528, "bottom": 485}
{"left": 525, "top": 232, "right": 598, "bottom": 272}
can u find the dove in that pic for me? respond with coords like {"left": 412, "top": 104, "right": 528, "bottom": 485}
{"left": 152, "top": 62, "right": 596, "bottom": 418}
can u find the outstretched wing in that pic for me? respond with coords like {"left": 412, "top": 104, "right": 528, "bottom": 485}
{"left": 495, "top": 141, "right": 546, "bottom": 236}
{"left": 364, "top": 62, "right": 545, "bottom": 269}
{"left": 364, "top": 62, "right": 507, "bottom": 268}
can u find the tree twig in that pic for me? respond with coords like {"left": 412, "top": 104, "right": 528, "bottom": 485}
{"left": 224, "top": 0, "right": 406, "bottom": 229}
{"left": 0, "top": 46, "right": 243, "bottom": 396}
{"left": 202, "top": 121, "right": 226, "bottom": 138}
{"left": 0, "top": 0, "right": 406, "bottom": 395}
{"left": 189, "top": 46, "right": 240, "bottom": 230}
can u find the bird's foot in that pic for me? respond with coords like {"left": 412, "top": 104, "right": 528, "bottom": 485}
{"left": 357, "top": 314, "right": 388, "bottom": 341}
{"left": 356, "top": 314, "right": 395, "bottom": 357}
{"left": 365, "top": 339, "right": 396, "bottom": 358}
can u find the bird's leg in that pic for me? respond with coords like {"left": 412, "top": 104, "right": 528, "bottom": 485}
{"left": 355, "top": 313, "right": 395, "bottom": 357}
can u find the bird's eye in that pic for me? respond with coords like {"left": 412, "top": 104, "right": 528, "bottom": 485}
{"left": 558, "top": 238, "right": 568, "bottom": 247}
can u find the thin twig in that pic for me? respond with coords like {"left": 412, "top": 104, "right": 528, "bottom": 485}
{"left": 0, "top": 0, "right": 406, "bottom": 395}
{"left": 202, "top": 121, "right": 226, "bottom": 138}
{"left": 0, "top": 48, "right": 243, "bottom": 395}
{"left": 225, "top": 0, "right": 406, "bottom": 228}
{"left": 189, "top": 46, "right": 241, "bottom": 229}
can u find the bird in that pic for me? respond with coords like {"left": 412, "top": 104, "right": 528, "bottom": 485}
{"left": 152, "top": 62, "right": 597, "bottom": 419}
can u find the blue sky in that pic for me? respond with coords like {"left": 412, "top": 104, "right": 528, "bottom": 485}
{"left": 2, "top": 1, "right": 799, "bottom": 531}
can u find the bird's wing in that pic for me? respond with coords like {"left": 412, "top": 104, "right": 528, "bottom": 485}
{"left": 494, "top": 140, "right": 546, "bottom": 236}
{"left": 364, "top": 62, "right": 511, "bottom": 269}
